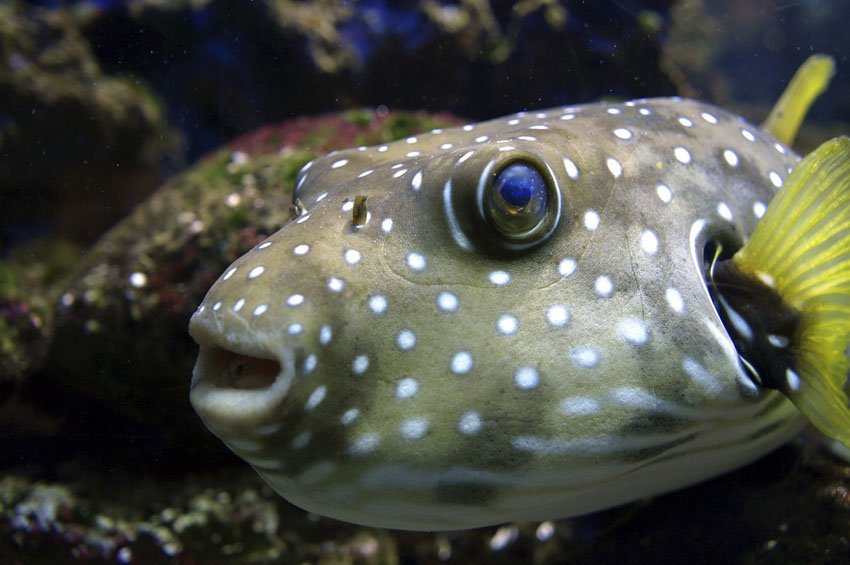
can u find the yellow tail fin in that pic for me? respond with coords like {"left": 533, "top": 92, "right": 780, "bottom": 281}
{"left": 733, "top": 137, "right": 850, "bottom": 447}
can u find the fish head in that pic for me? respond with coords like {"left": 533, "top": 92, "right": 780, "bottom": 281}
{"left": 189, "top": 102, "right": 801, "bottom": 530}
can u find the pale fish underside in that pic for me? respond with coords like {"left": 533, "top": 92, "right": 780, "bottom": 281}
{"left": 189, "top": 98, "right": 804, "bottom": 530}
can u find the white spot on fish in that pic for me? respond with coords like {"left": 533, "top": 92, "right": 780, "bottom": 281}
{"left": 396, "top": 377, "right": 419, "bottom": 399}
{"left": 673, "top": 147, "right": 692, "bottom": 164}
{"left": 786, "top": 368, "right": 801, "bottom": 391}
{"left": 639, "top": 107, "right": 651, "bottom": 115}
{"left": 458, "top": 151, "right": 474, "bottom": 164}
{"left": 560, "top": 397, "right": 601, "bottom": 415}
{"left": 344, "top": 248, "right": 362, "bottom": 265}
{"left": 368, "top": 294, "right": 388, "bottom": 315}
{"left": 475, "top": 135, "right": 488, "bottom": 142}
{"left": 293, "top": 244, "right": 309, "bottom": 256}
{"left": 340, "top": 408, "right": 359, "bottom": 426}
{"left": 319, "top": 325, "right": 332, "bottom": 346}
{"left": 717, "top": 202, "right": 733, "bottom": 221}
{"left": 640, "top": 230, "right": 659, "bottom": 255}
{"left": 701, "top": 112, "right": 718, "bottom": 124}
{"left": 357, "top": 169, "right": 374, "bottom": 178}
{"left": 723, "top": 149, "right": 739, "bottom": 167}
{"left": 223, "top": 267, "right": 237, "bottom": 281}
{"left": 305, "top": 386, "right": 327, "bottom": 411}
{"left": 440, "top": 142, "right": 453, "bottom": 150}
{"left": 381, "top": 218, "right": 394, "bottom": 233}
{"left": 352, "top": 355, "right": 370, "bottom": 376}
{"left": 331, "top": 159, "right": 349, "bottom": 169}
{"left": 558, "top": 258, "right": 577, "bottom": 277}
{"left": 252, "top": 304, "right": 268, "bottom": 317}
{"left": 247, "top": 266, "right": 265, "bottom": 280}
{"left": 286, "top": 294, "right": 304, "bottom": 307}
{"left": 514, "top": 367, "right": 540, "bottom": 390}
{"left": 411, "top": 171, "right": 423, "bottom": 190}
{"left": 233, "top": 298, "right": 245, "bottom": 312}
{"left": 678, "top": 117, "right": 694, "bottom": 127}
{"left": 606, "top": 157, "right": 623, "bottom": 178}
{"left": 497, "top": 314, "right": 519, "bottom": 336}
{"left": 393, "top": 169, "right": 408, "bottom": 178}
{"left": 584, "top": 210, "right": 600, "bottom": 231}
{"left": 768, "top": 334, "right": 790, "bottom": 348}
{"left": 613, "top": 128, "right": 632, "bottom": 140}
{"left": 457, "top": 411, "right": 482, "bottom": 435}
{"left": 774, "top": 142, "right": 787, "bottom": 155}
{"left": 304, "top": 354, "right": 317, "bottom": 374}
{"left": 682, "top": 357, "right": 723, "bottom": 395}
{"left": 656, "top": 184, "right": 673, "bottom": 203}
{"left": 570, "top": 347, "right": 600, "bottom": 368}
{"left": 406, "top": 252, "right": 427, "bottom": 272}
{"left": 327, "top": 277, "right": 345, "bottom": 293}
{"left": 563, "top": 157, "right": 579, "bottom": 179}
{"left": 594, "top": 276, "right": 614, "bottom": 298}
{"left": 396, "top": 329, "right": 417, "bottom": 351}
{"left": 437, "top": 291, "right": 459, "bottom": 312}
{"left": 607, "top": 108, "right": 621, "bottom": 115}
{"left": 348, "top": 433, "right": 380, "bottom": 455}
{"left": 617, "top": 318, "right": 649, "bottom": 345}
{"left": 450, "top": 351, "right": 474, "bottom": 374}
{"left": 257, "top": 241, "right": 272, "bottom": 250}
{"left": 488, "top": 271, "right": 511, "bottom": 285}
{"left": 546, "top": 305, "right": 570, "bottom": 328}
{"left": 399, "top": 418, "right": 429, "bottom": 441}
{"left": 288, "top": 323, "right": 303, "bottom": 335}
{"left": 741, "top": 129, "right": 756, "bottom": 142}
{"left": 665, "top": 287, "right": 685, "bottom": 314}
{"left": 753, "top": 201, "right": 767, "bottom": 218}
{"left": 769, "top": 171, "right": 783, "bottom": 188}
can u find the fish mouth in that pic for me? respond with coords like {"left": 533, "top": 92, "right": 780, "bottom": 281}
{"left": 189, "top": 316, "right": 295, "bottom": 432}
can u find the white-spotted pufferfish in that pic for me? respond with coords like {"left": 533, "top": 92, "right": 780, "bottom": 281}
{"left": 189, "top": 56, "right": 850, "bottom": 530}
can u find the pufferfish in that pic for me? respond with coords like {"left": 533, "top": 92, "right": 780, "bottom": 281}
{"left": 188, "top": 55, "right": 850, "bottom": 530}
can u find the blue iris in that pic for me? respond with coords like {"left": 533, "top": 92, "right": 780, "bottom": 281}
{"left": 495, "top": 163, "right": 546, "bottom": 208}
{"left": 487, "top": 162, "right": 549, "bottom": 237}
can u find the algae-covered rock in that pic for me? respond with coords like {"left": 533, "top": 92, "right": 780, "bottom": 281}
{"left": 0, "top": 241, "right": 80, "bottom": 385}
{"left": 43, "top": 110, "right": 462, "bottom": 443}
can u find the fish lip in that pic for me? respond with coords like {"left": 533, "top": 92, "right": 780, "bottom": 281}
{"left": 188, "top": 312, "right": 295, "bottom": 432}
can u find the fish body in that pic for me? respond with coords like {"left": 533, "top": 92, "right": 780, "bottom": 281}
{"left": 189, "top": 88, "right": 850, "bottom": 529}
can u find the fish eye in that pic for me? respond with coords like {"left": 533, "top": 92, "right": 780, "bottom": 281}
{"left": 484, "top": 161, "right": 553, "bottom": 242}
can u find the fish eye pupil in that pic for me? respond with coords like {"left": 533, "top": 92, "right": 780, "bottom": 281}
{"left": 498, "top": 172, "right": 535, "bottom": 208}
{"left": 486, "top": 162, "right": 550, "bottom": 239}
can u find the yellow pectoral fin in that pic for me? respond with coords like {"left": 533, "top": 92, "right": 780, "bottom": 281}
{"left": 762, "top": 54, "right": 835, "bottom": 146}
{"left": 733, "top": 137, "right": 850, "bottom": 447}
